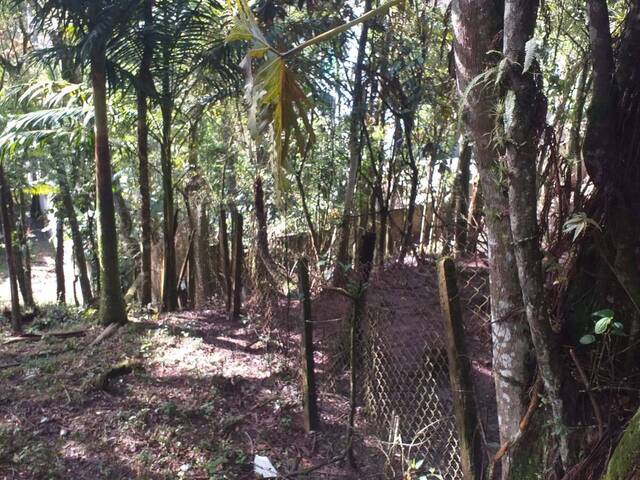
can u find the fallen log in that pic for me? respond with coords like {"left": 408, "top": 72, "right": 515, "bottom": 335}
{"left": 2, "top": 329, "right": 86, "bottom": 345}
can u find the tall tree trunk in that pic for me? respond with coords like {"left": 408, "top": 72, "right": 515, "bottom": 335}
{"left": 17, "top": 191, "right": 34, "bottom": 308}
{"left": 0, "top": 163, "right": 22, "bottom": 333}
{"left": 91, "top": 45, "right": 127, "bottom": 326}
{"left": 453, "top": 136, "right": 472, "bottom": 255}
{"left": 333, "top": 0, "right": 371, "bottom": 285}
{"left": 9, "top": 191, "right": 32, "bottom": 309}
{"left": 399, "top": 116, "right": 419, "bottom": 261}
{"left": 60, "top": 174, "right": 93, "bottom": 305}
{"left": 137, "top": 0, "right": 154, "bottom": 306}
{"left": 55, "top": 209, "right": 66, "bottom": 304}
{"left": 219, "top": 209, "right": 232, "bottom": 311}
{"left": 584, "top": 0, "right": 640, "bottom": 364}
{"left": 113, "top": 184, "right": 140, "bottom": 267}
{"left": 253, "top": 176, "right": 282, "bottom": 287}
{"left": 452, "top": 2, "right": 535, "bottom": 478}
{"left": 230, "top": 212, "right": 243, "bottom": 321}
{"left": 568, "top": 60, "right": 590, "bottom": 208}
{"left": 194, "top": 202, "right": 214, "bottom": 306}
{"left": 160, "top": 48, "right": 177, "bottom": 312}
{"left": 502, "top": 0, "right": 571, "bottom": 469}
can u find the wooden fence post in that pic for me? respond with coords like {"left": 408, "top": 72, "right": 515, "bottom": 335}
{"left": 437, "top": 257, "right": 482, "bottom": 480}
{"left": 298, "top": 257, "right": 319, "bottom": 432}
{"left": 229, "top": 212, "right": 243, "bottom": 321}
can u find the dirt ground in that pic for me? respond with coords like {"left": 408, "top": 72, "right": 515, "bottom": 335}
{"left": 0, "top": 240, "right": 497, "bottom": 480}
{"left": 0, "top": 305, "right": 390, "bottom": 479}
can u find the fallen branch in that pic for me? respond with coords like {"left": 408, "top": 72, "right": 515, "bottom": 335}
{"left": 282, "top": 452, "right": 346, "bottom": 478}
{"left": 0, "top": 362, "right": 20, "bottom": 369}
{"left": 87, "top": 323, "right": 121, "bottom": 348}
{"left": 491, "top": 376, "right": 543, "bottom": 466}
{"left": 2, "top": 329, "right": 86, "bottom": 345}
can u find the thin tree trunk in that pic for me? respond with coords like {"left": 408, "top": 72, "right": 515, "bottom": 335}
{"left": 253, "top": 176, "right": 281, "bottom": 286}
{"left": 219, "top": 209, "right": 232, "bottom": 311}
{"left": 568, "top": 60, "right": 590, "bottom": 208}
{"left": 0, "top": 163, "right": 22, "bottom": 333}
{"left": 160, "top": 48, "right": 177, "bottom": 312}
{"left": 91, "top": 45, "right": 127, "bottom": 326}
{"left": 230, "top": 212, "right": 243, "bottom": 321}
{"left": 333, "top": 0, "right": 371, "bottom": 286}
{"left": 17, "top": 191, "right": 34, "bottom": 308}
{"left": 55, "top": 211, "right": 65, "bottom": 304}
{"left": 452, "top": 2, "right": 535, "bottom": 478}
{"left": 295, "top": 158, "right": 320, "bottom": 259}
{"left": 9, "top": 191, "right": 31, "bottom": 309}
{"left": 60, "top": 178, "right": 93, "bottom": 305}
{"left": 453, "top": 136, "right": 472, "bottom": 255}
{"left": 194, "top": 202, "right": 214, "bottom": 306}
{"left": 502, "top": 0, "right": 571, "bottom": 469}
{"left": 465, "top": 176, "right": 482, "bottom": 255}
{"left": 137, "top": 0, "right": 154, "bottom": 306}
{"left": 113, "top": 185, "right": 140, "bottom": 267}
{"left": 399, "top": 116, "right": 419, "bottom": 261}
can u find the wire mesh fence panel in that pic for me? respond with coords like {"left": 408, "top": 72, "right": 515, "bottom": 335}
{"left": 356, "top": 260, "right": 464, "bottom": 479}
{"left": 274, "top": 252, "right": 494, "bottom": 479}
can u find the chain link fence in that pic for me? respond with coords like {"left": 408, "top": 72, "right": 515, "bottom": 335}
{"left": 300, "top": 255, "right": 492, "bottom": 479}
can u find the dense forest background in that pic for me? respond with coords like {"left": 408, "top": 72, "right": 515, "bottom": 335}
{"left": 0, "top": 0, "right": 639, "bottom": 479}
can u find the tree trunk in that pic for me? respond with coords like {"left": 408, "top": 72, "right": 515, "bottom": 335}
{"left": 91, "top": 46, "right": 127, "bottom": 326}
{"left": 9, "top": 191, "right": 31, "bottom": 309}
{"left": 333, "top": 0, "right": 371, "bottom": 286}
{"left": 113, "top": 184, "right": 140, "bottom": 268}
{"left": 55, "top": 208, "right": 65, "bottom": 304}
{"left": 453, "top": 136, "right": 472, "bottom": 255}
{"left": 219, "top": 209, "right": 232, "bottom": 311}
{"left": 253, "top": 176, "right": 281, "bottom": 287}
{"left": 137, "top": 0, "right": 154, "bottom": 306}
{"left": 399, "top": 116, "right": 419, "bottom": 261}
{"left": 452, "top": 2, "right": 535, "bottom": 478}
{"left": 230, "top": 212, "right": 243, "bottom": 321}
{"left": 465, "top": 176, "right": 483, "bottom": 255}
{"left": 60, "top": 178, "right": 93, "bottom": 305}
{"left": 160, "top": 49, "right": 177, "bottom": 312}
{"left": 502, "top": 0, "right": 571, "bottom": 469}
{"left": 0, "top": 163, "right": 22, "bottom": 333}
{"left": 17, "top": 191, "right": 34, "bottom": 308}
{"left": 600, "top": 407, "right": 640, "bottom": 480}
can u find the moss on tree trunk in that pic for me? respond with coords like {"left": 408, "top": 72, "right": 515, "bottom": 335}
{"left": 602, "top": 408, "right": 640, "bottom": 480}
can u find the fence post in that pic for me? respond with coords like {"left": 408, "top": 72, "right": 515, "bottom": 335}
{"left": 298, "top": 257, "right": 319, "bottom": 432}
{"left": 437, "top": 257, "right": 482, "bottom": 480}
{"left": 229, "top": 212, "right": 243, "bottom": 321}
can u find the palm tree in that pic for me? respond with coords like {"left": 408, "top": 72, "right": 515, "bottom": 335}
{"left": 32, "top": 0, "right": 137, "bottom": 325}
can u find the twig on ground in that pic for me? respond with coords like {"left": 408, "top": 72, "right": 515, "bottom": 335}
{"left": 282, "top": 452, "right": 345, "bottom": 478}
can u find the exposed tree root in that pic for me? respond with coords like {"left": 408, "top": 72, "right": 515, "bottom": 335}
{"left": 90, "top": 359, "right": 143, "bottom": 391}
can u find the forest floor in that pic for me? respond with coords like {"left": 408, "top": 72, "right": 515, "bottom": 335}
{"left": 0, "top": 238, "right": 496, "bottom": 480}
{"left": 0, "top": 305, "right": 388, "bottom": 480}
